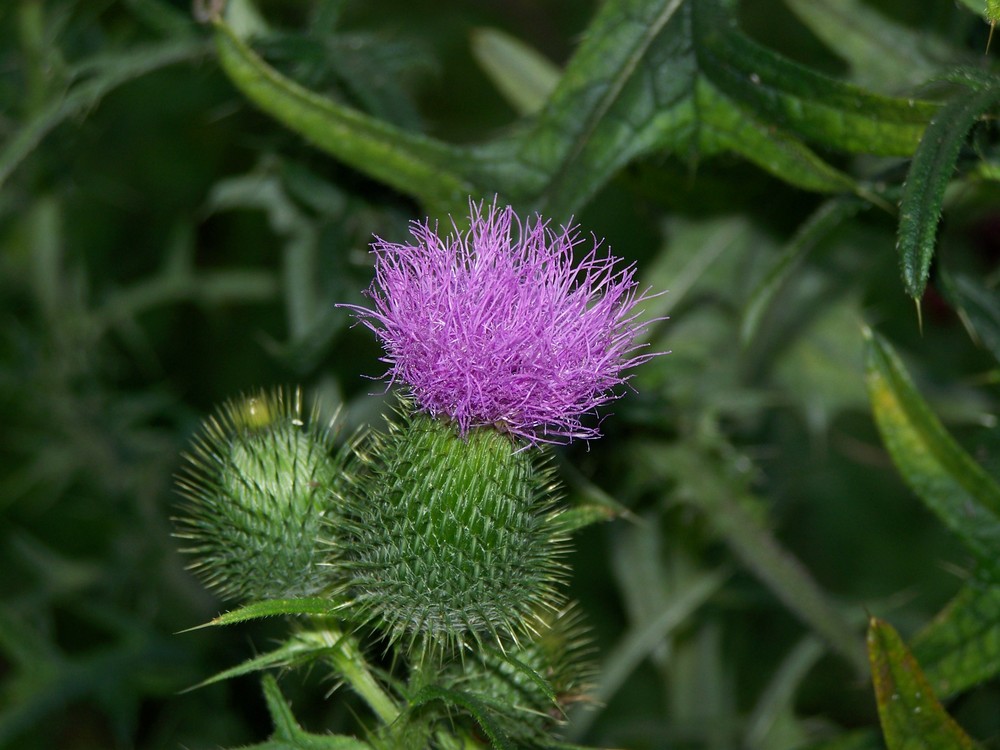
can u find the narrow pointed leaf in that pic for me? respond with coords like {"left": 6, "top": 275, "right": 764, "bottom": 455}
{"left": 792, "top": 730, "right": 882, "bottom": 750}
{"left": 692, "top": 0, "right": 935, "bottom": 156}
{"left": 913, "top": 583, "right": 1000, "bottom": 698}
{"left": 480, "top": 644, "right": 558, "bottom": 709}
{"left": 639, "top": 444, "right": 867, "bottom": 674}
{"left": 211, "top": 20, "right": 474, "bottom": 212}
{"left": 262, "top": 674, "right": 305, "bottom": 741}
{"left": 552, "top": 454, "right": 634, "bottom": 533}
{"left": 549, "top": 504, "right": 618, "bottom": 535}
{"left": 184, "top": 597, "right": 342, "bottom": 630}
{"left": 741, "top": 197, "right": 866, "bottom": 346}
{"left": 470, "top": 28, "right": 560, "bottom": 116}
{"left": 410, "top": 685, "right": 514, "bottom": 750}
{"left": 570, "top": 567, "right": 727, "bottom": 739}
{"left": 784, "top": 0, "right": 943, "bottom": 89}
{"left": 183, "top": 634, "right": 344, "bottom": 692}
{"left": 897, "top": 71, "right": 1000, "bottom": 299}
{"left": 867, "top": 617, "right": 981, "bottom": 750}
{"left": 0, "top": 38, "right": 209, "bottom": 190}
{"left": 939, "top": 262, "right": 1000, "bottom": 364}
{"left": 249, "top": 675, "right": 372, "bottom": 750}
{"left": 864, "top": 331, "right": 1000, "bottom": 579}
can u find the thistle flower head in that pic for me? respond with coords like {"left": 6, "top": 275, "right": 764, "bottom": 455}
{"left": 344, "top": 201, "right": 659, "bottom": 445}
{"left": 174, "top": 388, "right": 348, "bottom": 602}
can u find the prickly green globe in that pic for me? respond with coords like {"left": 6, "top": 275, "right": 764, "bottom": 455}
{"left": 175, "top": 388, "right": 345, "bottom": 602}
{"left": 338, "top": 409, "right": 566, "bottom": 651}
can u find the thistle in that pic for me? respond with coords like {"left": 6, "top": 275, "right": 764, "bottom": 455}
{"left": 174, "top": 387, "right": 348, "bottom": 602}
{"left": 343, "top": 200, "right": 658, "bottom": 445}
{"left": 337, "top": 201, "right": 659, "bottom": 651}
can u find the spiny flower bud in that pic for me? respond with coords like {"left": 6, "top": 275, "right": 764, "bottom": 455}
{"left": 335, "top": 407, "right": 567, "bottom": 651}
{"left": 174, "top": 387, "right": 347, "bottom": 602}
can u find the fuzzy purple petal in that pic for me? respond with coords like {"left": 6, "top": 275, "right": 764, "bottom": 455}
{"left": 342, "top": 202, "right": 661, "bottom": 444}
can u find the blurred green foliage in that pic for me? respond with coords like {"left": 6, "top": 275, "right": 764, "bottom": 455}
{"left": 1, "top": 0, "right": 1000, "bottom": 748}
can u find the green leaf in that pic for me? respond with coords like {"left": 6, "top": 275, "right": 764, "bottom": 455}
{"left": 912, "top": 583, "right": 1000, "bottom": 698}
{"left": 551, "top": 453, "right": 636, "bottom": 533}
{"left": 956, "top": 0, "right": 990, "bottom": 21}
{"left": 183, "top": 597, "right": 344, "bottom": 630}
{"left": 783, "top": 0, "right": 945, "bottom": 90}
{"left": 867, "top": 616, "right": 981, "bottom": 750}
{"left": 183, "top": 633, "right": 348, "bottom": 692}
{"left": 897, "top": 70, "right": 1000, "bottom": 299}
{"left": 791, "top": 730, "right": 883, "bottom": 750}
{"left": 637, "top": 443, "right": 868, "bottom": 675}
{"left": 513, "top": 0, "right": 697, "bottom": 216}
{"left": 569, "top": 565, "right": 728, "bottom": 739}
{"left": 410, "top": 685, "right": 514, "bottom": 750}
{"left": 744, "top": 636, "right": 826, "bottom": 749}
{"left": 939, "top": 264, "right": 1000, "bottom": 364}
{"left": 479, "top": 644, "right": 558, "bottom": 710}
{"left": 741, "top": 197, "right": 866, "bottom": 347}
{"left": 548, "top": 504, "right": 618, "bottom": 534}
{"left": 211, "top": 20, "right": 475, "bottom": 213}
{"left": 692, "top": 0, "right": 935, "bottom": 156}
{"left": 238, "top": 675, "right": 372, "bottom": 750}
{"left": 864, "top": 331, "right": 1000, "bottom": 579}
{"left": 0, "top": 38, "right": 209, "bottom": 191}
{"left": 495, "top": 0, "right": 857, "bottom": 215}
{"left": 693, "top": 80, "right": 858, "bottom": 193}
{"left": 470, "top": 28, "right": 560, "bottom": 116}
{"left": 208, "top": 0, "right": 938, "bottom": 221}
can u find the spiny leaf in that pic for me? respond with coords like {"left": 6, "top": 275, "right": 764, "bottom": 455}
{"left": 182, "top": 597, "right": 344, "bottom": 631}
{"left": 479, "top": 644, "right": 558, "bottom": 710}
{"left": 515, "top": 0, "right": 856, "bottom": 217}
{"left": 867, "top": 617, "right": 981, "bottom": 750}
{"left": 211, "top": 19, "right": 475, "bottom": 213}
{"left": 182, "top": 633, "right": 346, "bottom": 692}
{"left": 209, "top": 0, "right": 936, "bottom": 223}
{"left": 897, "top": 70, "right": 1000, "bottom": 299}
{"left": 864, "top": 330, "right": 1000, "bottom": 580}
{"left": 240, "top": 675, "right": 373, "bottom": 750}
{"left": 410, "top": 685, "right": 514, "bottom": 750}
{"left": 692, "top": 0, "right": 935, "bottom": 156}
{"left": 913, "top": 583, "right": 1000, "bottom": 698}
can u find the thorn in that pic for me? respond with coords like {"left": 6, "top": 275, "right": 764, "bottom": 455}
{"left": 914, "top": 297, "right": 923, "bottom": 336}
{"left": 989, "top": 21, "right": 996, "bottom": 54}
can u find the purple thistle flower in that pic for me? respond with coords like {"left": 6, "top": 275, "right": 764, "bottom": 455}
{"left": 343, "top": 201, "right": 662, "bottom": 445}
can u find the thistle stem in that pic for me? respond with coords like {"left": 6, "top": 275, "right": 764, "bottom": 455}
{"left": 306, "top": 626, "right": 400, "bottom": 725}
